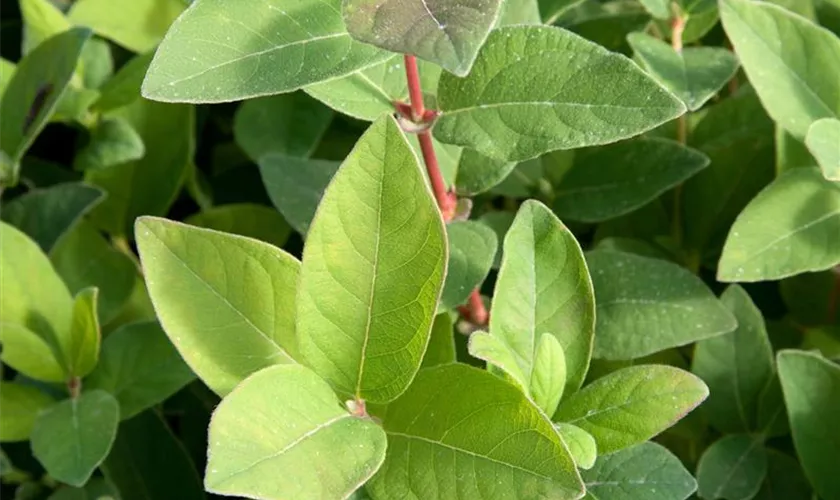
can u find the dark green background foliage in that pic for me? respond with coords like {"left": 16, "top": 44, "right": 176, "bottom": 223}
{"left": 1, "top": 0, "right": 839, "bottom": 499}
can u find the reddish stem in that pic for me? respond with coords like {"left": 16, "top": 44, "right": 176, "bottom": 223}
{"left": 467, "top": 289, "right": 489, "bottom": 325}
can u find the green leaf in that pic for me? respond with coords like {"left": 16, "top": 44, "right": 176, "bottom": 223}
{"left": 531, "top": 334, "right": 567, "bottom": 417}
{"left": 0, "top": 382, "right": 54, "bottom": 442}
{"left": 806, "top": 117, "right": 840, "bottom": 181}
{"left": 66, "top": 287, "right": 100, "bottom": 378}
{"left": 142, "top": 0, "right": 390, "bottom": 103}
{"left": 435, "top": 26, "right": 686, "bottom": 162}
{"left": 754, "top": 449, "right": 812, "bottom": 500}
{"left": 73, "top": 117, "right": 145, "bottom": 172}
{"left": 92, "top": 52, "right": 153, "bottom": 113}
{"left": 696, "top": 434, "right": 767, "bottom": 500}
{"left": 637, "top": 0, "right": 671, "bottom": 19}
{"left": 497, "top": 0, "right": 541, "bottom": 25}
{"left": 692, "top": 285, "right": 775, "bottom": 434}
{"left": 468, "top": 330, "right": 529, "bottom": 389}
{"left": 478, "top": 211, "right": 514, "bottom": 269}
{"left": 19, "top": 0, "right": 72, "bottom": 54}
{"left": 1, "top": 182, "right": 104, "bottom": 252}
{"left": 777, "top": 349, "right": 840, "bottom": 500}
{"left": 31, "top": 390, "right": 120, "bottom": 487}
{"left": 86, "top": 321, "right": 194, "bottom": 420}
{"left": 206, "top": 365, "right": 387, "bottom": 499}
{"left": 582, "top": 442, "right": 697, "bottom": 500}
{"left": 0, "top": 323, "right": 65, "bottom": 382}
{"left": 588, "top": 250, "right": 736, "bottom": 360}
{"left": 68, "top": 0, "right": 184, "bottom": 53}
{"left": 342, "top": 0, "right": 501, "bottom": 76}
{"left": 367, "top": 364, "right": 585, "bottom": 499}
{"left": 554, "top": 365, "right": 708, "bottom": 454}
{"left": 135, "top": 217, "right": 299, "bottom": 396}
{"left": 454, "top": 149, "right": 516, "bottom": 196}
{"left": 554, "top": 423, "right": 596, "bottom": 470}
{"left": 421, "top": 313, "right": 456, "bottom": 368}
{"left": 79, "top": 37, "right": 113, "bottom": 90}
{"left": 627, "top": 32, "right": 739, "bottom": 111}
{"left": 720, "top": 0, "right": 840, "bottom": 138}
{"left": 489, "top": 200, "right": 595, "bottom": 395}
{"left": 718, "top": 167, "right": 840, "bottom": 282}
{"left": 559, "top": 1, "right": 650, "bottom": 52}
{"left": 540, "top": 0, "right": 587, "bottom": 24}
{"left": 554, "top": 138, "right": 709, "bottom": 222}
{"left": 440, "top": 221, "right": 497, "bottom": 311}
{"left": 233, "top": 92, "right": 333, "bottom": 162}
{"left": 185, "top": 204, "right": 291, "bottom": 249}
{"left": 296, "top": 116, "right": 447, "bottom": 404}
{"left": 259, "top": 155, "right": 340, "bottom": 235}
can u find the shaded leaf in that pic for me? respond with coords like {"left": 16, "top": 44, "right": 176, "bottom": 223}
{"left": 806, "top": 117, "right": 840, "bottom": 181}
{"left": 454, "top": 149, "right": 516, "bottom": 196}
{"left": 73, "top": 117, "right": 145, "bottom": 172}
{"left": 478, "top": 210, "right": 514, "bottom": 268}
{"left": 696, "top": 434, "right": 767, "bottom": 500}
{"left": 420, "top": 313, "right": 456, "bottom": 368}
{"left": 185, "top": 204, "right": 291, "bottom": 249}
{"left": 92, "top": 52, "right": 153, "bottom": 113}
{"left": 0, "top": 382, "right": 54, "bottom": 442}
{"left": 440, "top": 221, "right": 497, "bottom": 310}
{"left": 754, "top": 449, "right": 812, "bottom": 500}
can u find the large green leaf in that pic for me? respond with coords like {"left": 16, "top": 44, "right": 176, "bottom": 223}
{"left": 720, "top": 0, "right": 840, "bottom": 138}
{"left": 777, "top": 350, "right": 840, "bottom": 500}
{"left": 342, "top": 0, "right": 502, "bottom": 76}
{"left": 692, "top": 285, "right": 775, "bottom": 434}
{"left": 86, "top": 321, "right": 195, "bottom": 420}
{"left": 185, "top": 204, "right": 291, "bottom": 249}
{"left": 806, "top": 117, "right": 840, "bottom": 181}
{"left": 696, "top": 434, "right": 767, "bottom": 500}
{"left": 454, "top": 149, "right": 516, "bottom": 196}
{"left": 73, "top": 117, "right": 145, "bottom": 172}
{"left": 554, "top": 365, "right": 708, "bottom": 454}
{"left": 206, "top": 365, "right": 387, "bottom": 499}
{"left": 296, "top": 116, "right": 446, "bottom": 404}
{"left": 435, "top": 25, "right": 685, "bottom": 162}
{"left": 489, "top": 200, "right": 595, "bottom": 395}
{"left": 627, "top": 32, "right": 739, "bottom": 111}
{"left": 440, "top": 221, "right": 497, "bottom": 311}
{"left": 582, "top": 442, "right": 697, "bottom": 500}
{"left": 142, "top": 0, "right": 390, "bottom": 103}
{"left": 68, "top": 0, "right": 184, "bottom": 53}
{"left": 135, "top": 217, "right": 299, "bottom": 396}
{"left": 553, "top": 138, "right": 709, "bottom": 222}
{"left": 31, "top": 391, "right": 120, "bottom": 487}
{"left": 588, "top": 250, "right": 736, "bottom": 360}
{"left": 718, "top": 167, "right": 840, "bottom": 282}
{"left": 0, "top": 382, "right": 54, "bottom": 442}
{"left": 367, "top": 364, "right": 585, "bottom": 499}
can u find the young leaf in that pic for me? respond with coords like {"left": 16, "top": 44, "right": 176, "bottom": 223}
{"left": 367, "top": 364, "right": 585, "bottom": 499}
{"left": 296, "top": 116, "right": 447, "bottom": 404}
{"left": 696, "top": 434, "right": 768, "bottom": 500}
{"left": 421, "top": 313, "right": 456, "bottom": 368}
{"left": 440, "top": 221, "right": 497, "bottom": 311}
{"left": 582, "top": 442, "right": 697, "bottom": 500}
{"left": 489, "top": 200, "right": 595, "bottom": 395}
{"left": 454, "top": 149, "right": 516, "bottom": 196}
{"left": 777, "top": 350, "right": 840, "bottom": 500}
{"left": 554, "top": 365, "right": 708, "bottom": 454}
{"left": 185, "top": 203, "right": 292, "bottom": 249}
{"left": 435, "top": 25, "right": 686, "bottom": 162}
{"left": 720, "top": 0, "right": 840, "bottom": 138}
{"left": 718, "top": 167, "right": 840, "bottom": 282}
{"left": 31, "top": 390, "right": 120, "bottom": 487}
{"left": 637, "top": 0, "right": 670, "bottom": 19}
{"left": 66, "top": 287, "right": 100, "bottom": 379}
{"left": 468, "top": 331, "right": 529, "bottom": 389}
{"left": 73, "top": 117, "right": 145, "bottom": 172}
{"left": 531, "top": 334, "right": 567, "bottom": 417}
{"left": 805, "top": 117, "right": 840, "bottom": 181}
{"left": 554, "top": 423, "right": 596, "bottom": 470}
{"left": 68, "top": 0, "right": 184, "bottom": 53}
{"left": 553, "top": 138, "right": 709, "bottom": 222}
{"left": 142, "top": 0, "right": 390, "bottom": 103}
{"left": 627, "top": 32, "right": 739, "bottom": 111}
{"left": 86, "top": 321, "right": 195, "bottom": 420}
{"left": 342, "top": 0, "right": 502, "bottom": 76}
{"left": 692, "top": 285, "right": 775, "bottom": 434}
{"left": 92, "top": 52, "right": 153, "bottom": 113}
{"left": 135, "top": 217, "right": 299, "bottom": 396}
{"left": 588, "top": 250, "right": 736, "bottom": 360}
{"left": 0, "top": 382, "right": 54, "bottom": 442}
{"left": 205, "top": 365, "right": 387, "bottom": 499}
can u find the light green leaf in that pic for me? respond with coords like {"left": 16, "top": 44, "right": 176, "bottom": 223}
{"left": 296, "top": 116, "right": 446, "bottom": 404}
{"left": 628, "top": 32, "right": 739, "bottom": 111}
{"left": 554, "top": 365, "right": 708, "bottom": 454}
{"left": 259, "top": 154, "right": 340, "bottom": 235}
{"left": 454, "top": 149, "right": 516, "bottom": 196}
{"left": 66, "top": 287, "right": 100, "bottom": 378}
{"left": 777, "top": 349, "right": 840, "bottom": 500}
{"left": 696, "top": 434, "right": 767, "bottom": 500}
{"left": 1, "top": 182, "right": 104, "bottom": 252}
{"left": 368, "top": 364, "right": 585, "bottom": 499}
{"left": 468, "top": 330, "right": 529, "bottom": 389}
{"left": 435, "top": 25, "right": 685, "bottom": 162}
{"left": 0, "top": 382, "right": 54, "bottom": 442}
{"left": 755, "top": 449, "right": 812, "bottom": 500}
{"left": 0, "top": 59, "right": 16, "bottom": 100}
{"left": 692, "top": 285, "right": 775, "bottom": 434}
{"left": 554, "top": 423, "right": 596, "bottom": 470}
{"left": 206, "top": 365, "right": 387, "bottom": 499}
{"left": 540, "top": 0, "right": 587, "bottom": 24}
{"left": 490, "top": 200, "right": 595, "bottom": 395}
{"left": 68, "top": 0, "right": 184, "bottom": 53}
{"left": 582, "top": 442, "right": 697, "bottom": 500}
{"left": 497, "top": 0, "right": 541, "bottom": 25}
{"left": 73, "top": 117, "right": 145, "bottom": 172}
{"left": 142, "top": 0, "right": 390, "bottom": 103}
{"left": 806, "top": 117, "right": 840, "bottom": 180}
{"left": 440, "top": 221, "right": 497, "bottom": 311}
{"left": 588, "top": 250, "right": 736, "bottom": 360}
{"left": 718, "top": 167, "right": 840, "bottom": 282}
{"left": 31, "top": 390, "right": 120, "bottom": 487}
{"left": 554, "top": 137, "right": 709, "bottom": 222}
{"left": 233, "top": 92, "right": 333, "bottom": 162}
{"left": 92, "top": 52, "right": 153, "bottom": 113}
{"left": 87, "top": 321, "right": 194, "bottom": 420}
{"left": 720, "top": 0, "right": 840, "bottom": 138}
{"left": 531, "top": 334, "right": 567, "bottom": 417}
{"left": 638, "top": 0, "right": 671, "bottom": 19}
{"left": 421, "top": 313, "right": 456, "bottom": 368}
{"left": 20, "top": 0, "right": 72, "bottom": 54}
{"left": 0, "top": 323, "right": 65, "bottom": 382}
{"left": 135, "top": 217, "right": 299, "bottom": 396}
{"left": 185, "top": 204, "right": 291, "bottom": 249}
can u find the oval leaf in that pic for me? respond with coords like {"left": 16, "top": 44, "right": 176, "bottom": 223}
{"left": 66, "top": 287, "right": 100, "bottom": 378}
{"left": 531, "top": 333, "right": 567, "bottom": 417}
{"left": 554, "top": 422, "right": 596, "bottom": 470}
{"left": 805, "top": 117, "right": 840, "bottom": 181}
{"left": 696, "top": 434, "right": 767, "bottom": 500}
{"left": 440, "top": 220, "right": 497, "bottom": 311}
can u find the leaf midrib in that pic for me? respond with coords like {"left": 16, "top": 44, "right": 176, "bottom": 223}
{"left": 443, "top": 100, "right": 676, "bottom": 116}
{"left": 564, "top": 386, "right": 703, "bottom": 424}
